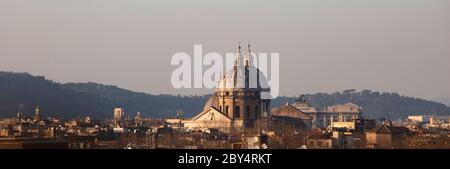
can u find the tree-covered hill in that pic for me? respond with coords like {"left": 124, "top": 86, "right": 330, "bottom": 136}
{"left": 1, "top": 72, "right": 449, "bottom": 120}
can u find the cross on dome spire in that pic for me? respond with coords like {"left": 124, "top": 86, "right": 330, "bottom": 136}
{"left": 238, "top": 42, "right": 242, "bottom": 53}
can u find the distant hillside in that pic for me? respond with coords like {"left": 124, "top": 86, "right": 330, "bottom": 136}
{"left": 1, "top": 72, "right": 449, "bottom": 120}
{"left": 273, "top": 89, "right": 450, "bottom": 120}
{"left": 433, "top": 97, "right": 450, "bottom": 107}
{"left": 0, "top": 71, "right": 207, "bottom": 119}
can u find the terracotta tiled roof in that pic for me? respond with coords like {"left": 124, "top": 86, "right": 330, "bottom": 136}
{"left": 369, "top": 124, "right": 409, "bottom": 134}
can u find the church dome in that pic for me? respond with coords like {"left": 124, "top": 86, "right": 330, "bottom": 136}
{"left": 216, "top": 45, "right": 270, "bottom": 92}
{"left": 202, "top": 44, "right": 272, "bottom": 113}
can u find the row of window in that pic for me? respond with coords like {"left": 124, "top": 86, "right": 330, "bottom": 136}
{"left": 219, "top": 103, "right": 269, "bottom": 119}
{"left": 221, "top": 91, "right": 260, "bottom": 96}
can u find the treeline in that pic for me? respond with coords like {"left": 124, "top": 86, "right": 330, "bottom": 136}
{"left": 274, "top": 89, "right": 450, "bottom": 119}
{"left": 1, "top": 72, "right": 448, "bottom": 120}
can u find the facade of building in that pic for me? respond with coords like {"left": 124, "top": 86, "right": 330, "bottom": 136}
{"left": 113, "top": 108, "right": 125, "bottom": 120}
{"left": 270, "top": 102, "right": 313, "bottom": 130}
{"left": 290, "top": 96, "right": 361, "bottom": 128}
{"left": 183, "top": 44, "right": 271, "bottom": 133}
{"left": 316, "top": 103, "right": 361, "bottom": 128}
{"left": 306, "top": 134, "right": 333, "bottom": 149}
{"left": 365, "top": 120, "right": 410, "bottom": 149}
{"left": 290, "top": 95, "right": 318, "bottom": 127}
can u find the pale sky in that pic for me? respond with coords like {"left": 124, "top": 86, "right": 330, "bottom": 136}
{"left": 1, "top": 0, "right": 450, "bottom": 100}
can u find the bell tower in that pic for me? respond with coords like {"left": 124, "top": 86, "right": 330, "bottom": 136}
{"left": 35, "top": 105, "right": 41, "bottom": 121}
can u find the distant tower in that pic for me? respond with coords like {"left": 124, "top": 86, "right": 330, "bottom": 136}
{"left": 135, "top": 112, "right": 143, "bottom": 121}
{"left": 176, "top": 109, "right": 183, "bottom": 119}
{"left": 134, "top": 112, "right": 143, "bottom": 127}
{"left": 35, "top": 105, "right": 41, "bottom": 121}
{"left": 17, "top": 104, "right": 25, "bottom": 121}
{"left": 17, "top": 112, "right": 23, "bottom": 121}
{"left": 114, "top": 108, "right": 125, "bottom": 120}
{"left": 135, "top": 111, "right": 142, "bottom": 118}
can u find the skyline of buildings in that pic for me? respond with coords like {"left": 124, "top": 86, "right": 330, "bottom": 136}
{"left": 1, "top": 53, "right": 449, "bottom": 150}
{"left": 1, "top": 101, "right": 449, "bottom": 149}
{"left": 0, "top": 48, "right": 448, "bottom": 149}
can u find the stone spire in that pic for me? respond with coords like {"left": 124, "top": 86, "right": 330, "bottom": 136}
{"left": 245, "top": 41, "right": 252, "bottom": 66}
{"left": 235, "top": 42, "right": 243, "bottom": 66}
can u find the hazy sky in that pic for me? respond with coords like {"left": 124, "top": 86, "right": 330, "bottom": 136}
{"left": 1, "top": 0, "right": 449, "bottom": 100}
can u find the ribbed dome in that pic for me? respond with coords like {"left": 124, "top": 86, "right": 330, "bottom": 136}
{"left": 217, "top": 65, "right": 270, "bottom": 90}
{"left": 216, "top": 47, "right": 270, "bottom": 91}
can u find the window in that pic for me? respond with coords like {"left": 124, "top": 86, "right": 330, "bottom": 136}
{"left": 234, "top": 106, "right": 240, "bottom": 118}
{"left": 225, "top": 106, "right": 229, "bottom": 115}
{"left": 246, "top": 106, "right": 251, "bottom": 118}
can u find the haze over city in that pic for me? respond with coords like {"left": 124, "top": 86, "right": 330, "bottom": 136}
{"left": 1, "top": 0, "right": 450, "bottom": 101}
